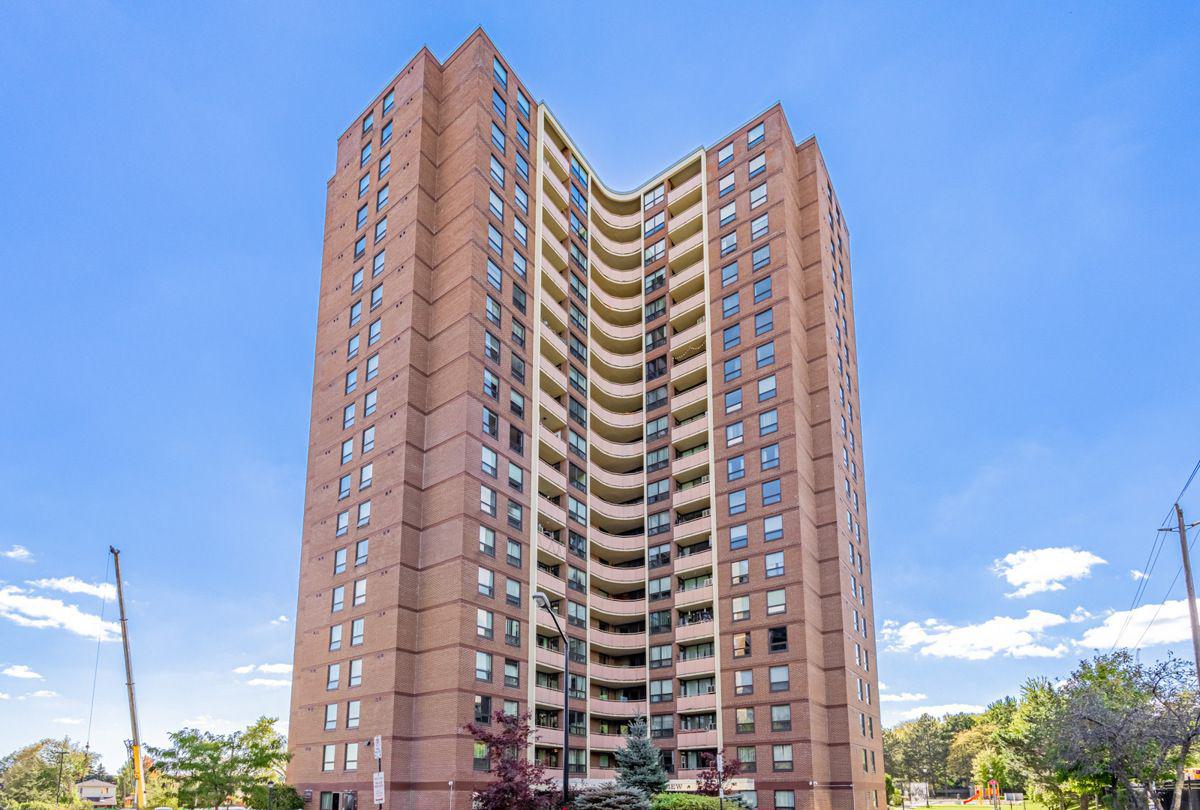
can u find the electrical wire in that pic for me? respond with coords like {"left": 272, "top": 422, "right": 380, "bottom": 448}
{"left": 84, "top": 552, "right": 113, "bottom": 758}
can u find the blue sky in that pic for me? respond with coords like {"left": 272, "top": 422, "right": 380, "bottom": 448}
{"left": 0, "top": 0, "right": 1198, "bottom": 769}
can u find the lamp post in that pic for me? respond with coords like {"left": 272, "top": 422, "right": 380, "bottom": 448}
{"left": 532, "top": 591, "right": 569, "bottom": 807}
{"left": 267, "top": 780, "right": 275, "bottom": 810}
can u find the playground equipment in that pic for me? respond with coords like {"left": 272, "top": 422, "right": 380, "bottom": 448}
{"left": 963, "top": 781, "right": 1001, "bottom": 804}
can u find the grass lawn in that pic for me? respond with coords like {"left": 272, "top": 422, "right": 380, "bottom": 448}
{"left": 893, "top": 801, "right": 1049, "bottom": 810}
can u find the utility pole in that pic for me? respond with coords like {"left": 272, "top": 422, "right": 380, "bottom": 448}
{"left": 111, "top": 547, "right": 146, "bottom": 810}
{"left": 1175, "top": 504, "right": 1200, "bottom": 681}
{"left": 54, "top": 739, "right": 67, "bottom": 810}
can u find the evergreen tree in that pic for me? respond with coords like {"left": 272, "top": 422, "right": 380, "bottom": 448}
{"left": 615, "top": 716, "right": 668, "bottom": 798}
{"left": 571, "top": 782, "right": 649, "bottom": 810}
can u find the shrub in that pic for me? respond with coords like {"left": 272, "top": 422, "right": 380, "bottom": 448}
{"left": 650, "top": 794, "right": 746, "bottom": 810}
{"left": 572, "top": 782, "right": 649, "bottom": 809}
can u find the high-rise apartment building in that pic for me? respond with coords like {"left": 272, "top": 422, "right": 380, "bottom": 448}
{"left": 288, "top": 28, "right": 880, "bottom": 810}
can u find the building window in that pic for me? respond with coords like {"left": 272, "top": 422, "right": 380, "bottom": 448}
{"left": 729, "top": 489, "right": 747, "bottom": 515}
{"left": 727, "top": 455, "right": 745, "bottom": 481}
{"left": 720, "top": 232, "right": 737, "bottom": 256}
{"left": 722, "top": 261, "right": 739, "bottom": 287}
{"left": 752, "top": 244, "right": 771, "bottom": 270}
{"left": 772, "top": 744, "right": 793, "bottom": 772}
{"left": 724, "top": 357, "right": 742, "bottom": 382}
{"left": 346, "top": 699, "right": 360, "bottom": 729}
{"left": 731, "top": 559, "right": 749, "bottom": 585}
{"left": 478, "top": 566, "right": 495, "bottom": 597}
{"left": 754, "top": 276, "right": 772, "bottom": 302}
{"left": 345, "top": 742, "right": 359, "bottom": 771}
{"left": 348, "top": 658, "right": 362, "bottom": 687}
{"left": 720, "top": 201, "right": 736, "bottom": 227}
{"left": 735, "top": 669, "right": 753, "bottom": 695}
{"left": 322, "top": 745, "right": 335, "bottom": 772}
{"left": 768, "top": 626, "right": 788, "bottom": 653}
{"left": 475, "top": 651, "right": 493, "bottom": 681}
{"left": 326, "top": 663, "right": 340, "bottom": 690}
{"left": 726, "top": 421, "right": 744, "bottom": 447}
{"left": 756, "top": 340, "right": 775, "bottom": 368}
{"left": 769, "top": 664, "right": 790, "bottom": 692}
{"left": 350, "top": 617, "right": 364, "bottom": 646}
{"left": 767, "top": 588, "right": 787, "bottom": 615}
{"left": 755, "top": 308, "right": 774, "bottom": 335}
{"left": 717, "top": 143, "right": 734, "bottom": 167}
{"left": 722, "top": 292, "right": 740, "bottom": 318}
{"left": 766, "top": 551, "right": 784, "bottom": 578}
{"left": 759, "top": 409, "right": 779, "bottom": 436}
{"left": 771, "top": 703, "right": 792, "bottom": 731}
{"left": 643, "top": 184, "right": 664, "bottom": 210}
{"left": 762, "top": 478, "right": 782, "bottom": 505}
{"left": 730, "top": 523, "right": 748, "bottom": 550}
{"left": 732, "top": 595, "right": 750, "bottom": 621}
{"left": 747, "top": 121, "right": 765, "bottom": 149}
{"left": 750, "top": 183, "right": 768, "bottom": 209}
{"left": 725, "top": 388, "right": 742, "bottom": 414}
{"left": 751, "top": 214, "right": 769, "bottom": 240}
{"left": 328, "top": 625, "right": 342, "bottom": 651}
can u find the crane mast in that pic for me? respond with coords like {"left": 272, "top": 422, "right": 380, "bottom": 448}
{"left": 110, "top": 546, "right": 146, "bottom": 810}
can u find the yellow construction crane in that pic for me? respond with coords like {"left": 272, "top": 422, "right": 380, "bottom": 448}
{"left": 110, "top": 546, "right": 146, "bottom": 810}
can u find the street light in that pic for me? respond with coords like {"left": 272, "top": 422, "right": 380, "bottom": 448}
{"left": 267, "top": 780, "right": 275, "bottom": 810}
{"left": 532, "top": 591, "right": 569, "bottom": 807}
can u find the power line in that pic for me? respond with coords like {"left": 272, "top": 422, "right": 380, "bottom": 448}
{"left": 1108, "top": 456, "right": 1200, "bottom": 651}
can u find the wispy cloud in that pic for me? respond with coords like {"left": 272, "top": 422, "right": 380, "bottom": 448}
{"left": 993, "top": 547, "right": 1107, "bottom": 598}
{"left": 2, "top": 664, "right": 44, "bottom": 680}
{"left": 28, "top": 577, "right": 116, "bottom": 601}
{"left": 1130, "top": 569, "right": 1149, "bottom": 581}
{"left": 1077, "top": 598, "right": 1199, "bottom": 649}
{"left": 184, "top": 715, "right": 240, "bottom": 733}
{"left": 880, "top": 692, "right": 928, "bottom": 703}
{"left": 0, "top": 585, "right": 120, "bottom": 641}
{"left": 21, "top": 689, "right": 59, "bottom": 699}
{"left": 270, "top": 615, "right": 289, "bottom": 626}
{"left": 245, "top": 678, "right": 290, "bottom": 688}
{"left": 892, "top": 703, "right": 986, "bottom": 722}
{"left": 1, "top": 545, "right": 34, "bottom": 563}
{"left": 53, "top": 717, "right": 83, "bottom": 725}
{"left": 233, "top": 663, "right": 292, "bottom": 675}
{"left": 882, "top": 610, "right": 1069, "bottom": 660}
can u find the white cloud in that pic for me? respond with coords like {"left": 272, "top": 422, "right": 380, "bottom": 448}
{"left": 1130, "top": 569, "right": 1149, "bottom": 581}
{"left": 233, "top": 663, "right": 292, "bottom": 676}
{"left": 882, "top": 609, "right": 1069, "bottom": 660}
{"left": 993, "top": 547, "right": 1107, "bottom": 598}
{"left": 22, "top": 689, "right": 59, "bottom": 699}
{"left": 0, "top": 692, "right": 9, "bottom": 700}
{"left": 184, "top": 715, "right": 240, "bottom": 733}
{"left": 270, "top": 615, "right": 289, "bottom": 625}
{"left": 880, "top": 692, "right": 928, "bottom": 703}
{"left": 53, "top": 717, "right": 83, "bottom": 725}
{"left": 2, "top": 664, "right": 43, "bottom": 680}
{"left": 1, "top": 545, "right": 34, "bottom": 563}
{"left": 0, "top": 585, "right": 121, "bottom": 641}
{"left": 28, "top": 577, "right": 116, "bottom": 601}
{"left": 1069, "top": 606, "right": 1093, "bottom": 623}
{"left": 893, "top": 703, "right": 987, "bottom": 722}
{"left": 1077, "top": 598, "right": 1200, "bottom": 649}
{"left": 245, "top": 678, "right": 290, "bottom": 688}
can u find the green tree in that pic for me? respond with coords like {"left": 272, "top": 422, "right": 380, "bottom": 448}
{"left": 149, "top": 717, "right": 291, "bottom": 810}
{"left": 0, "top": 738, "right": 94, "bottom": 808}
{"left": 615, "top": 716, "right": 668, "bottom": 798}
{"left": 571, "top": 782, "right": 650, "bottom": 809}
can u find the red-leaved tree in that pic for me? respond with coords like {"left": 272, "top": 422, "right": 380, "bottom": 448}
{"left": 465, "top": 710, "right": 558, "bottom": 810}
{"left": 697, "top": 751, "right": 743, "bottom": 797}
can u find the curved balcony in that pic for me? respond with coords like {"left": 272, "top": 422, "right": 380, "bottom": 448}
{"left": 591, "top": 284, "right": 642, "bottom": 327}
{"left": 675, "top": 584, "right": 714, "bottom": 609}
{"left": 590, "top": 340, "right": 642, "bottom": 383}
{"left": 540, "top": 260, "right": 568, "bottom": 302}
{"left": 536, "top": 645, "right": 565, "bottom": 670}
{"left": 669, "top": 259, "right": 705, "bottom": 303}
{"left": 673, "top": 513, "right": 712, "bottom": 545}
{"left": 542, "top": 230, "right": 568, "bottom": 272}
{"left": 542, "top": 198, "right": 569, "bottom": 241}
{"left": 590, "top": 627, "right": 646, "bottom": 651}
{"left": 543, "top": 162, "right": 569, "bottom": 211}
{"left": 676, "top": 692, "right": 717, "bottom": 713}
{"left": 672, "top": 481, "right": 711, "bottom": 514}
{"left": 539, "top": 426, "right": 566, "bottom": 464}
{"left": 542, "top": 297, "right": 568, "bottom": 338}
{"left": 540, "top": 394, "right": 567, "bottom": 431}
{"left": 589, "top": 464, "right": 644, "bottom": 499}
{"left": 590, "top": 431, "right": 645, "bottom": 468}
{"left": 670, "top": 383, "right": 708, "bottom": 422}
{"left": 589, "top": 733, "right": 625, "bottom": 752}
{"left": 676, "top": 619, "right": 715, "bottom": 643}
{"left": 591, "top": 528, "right": 646, "bottom": 555}
{"left": 668, "top": 235, "right": 703, "bottom": 277}
{"left": 590, "top": 255, "right": 642, "bottom": 298}
{"left": 535, "top": 684, "right": 565, "bottom": 707}
{"left": 590, "top": 400, "right": 643, "bottom": 444}
{"left": 670, "top": 351, "right": 708, "bottom": 392}
{"left": 539, "top": 463, "right": 567, "bottom": 497}
{"left": 538, "top": 496, "right": 567, "bottom": 530}
{"left": 667, "top": 171, "right": 702, "bottom": 211}
{"left": 589, "top": 698, "right": 646, "bottom": 718}
{"left": 676, "top": 655, "right": 716, "bottom": 678}
{"left": 670, "top": 414, "right": 708, "bottom": 450}
{"left": 589, "top": 317, "right": 642, "bottom": 353}
{"left": 590, "top": 374, "right": 643, "bottom": 413}
{"left": 590, "top": 496, "right": 645, "bottom": 532}
{"left": 590, "top": 192, "right": 642, "bottom": 234}
{"left": 590, "top": 226, "right": 641, "bottom": 267}
{"left": 668, "top": 200, "right": 703, "bottom": 241}
{"left": 671, "top": 445, "right": 710, "bottom": 481}
{"left": 670, "top": 317, "right": 707, "bottom": 360}
{"left": 539, "top": 570, "right": 566, "bottom": 598}
{"left": 543, "top": 142, "right": 569, "bottom": 181}
{"left": 674, "top": 548, "right": 712, "bottom": 576}
{"left": 669, "top": 289, "right": 706, "bottom": 329}
{"left": 540, "top": 361, "right": 567, "bottom": 397}
{"left": 590, "top": 558, "right": 647, "bottom": 586}
{"left": 541, "top": 328, "right": 567, "bottom": 365}
{"left": 677, "top": 729, "right": 718, "bottom": 749}
{"left": 590, "top": 593, "right": 646, "bottom": 618}
{"left": 589, "top": 663, "right": 647, "bottom": 684}
{"left": 538, "top": 531, "right": 567, "bottom": 561}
